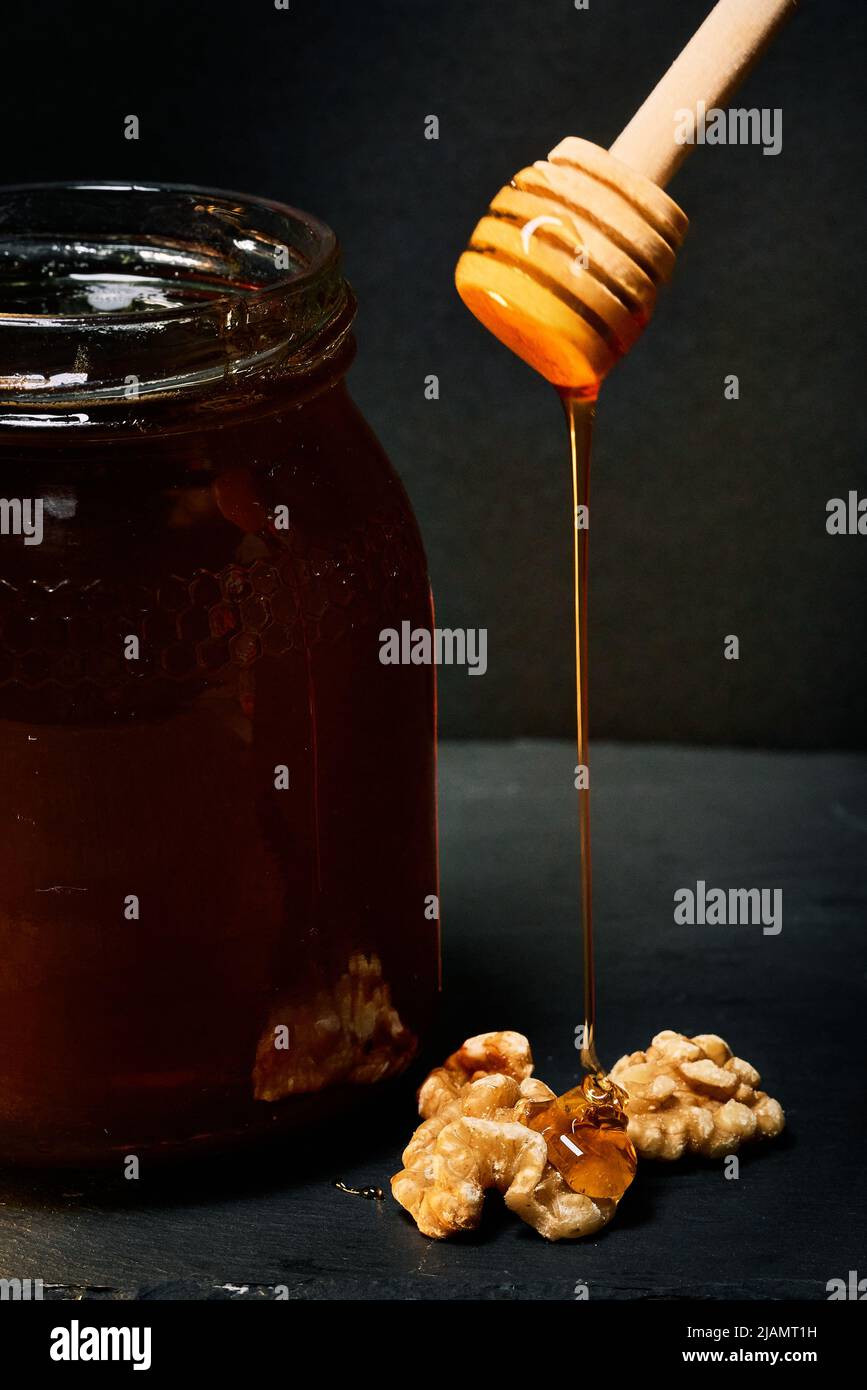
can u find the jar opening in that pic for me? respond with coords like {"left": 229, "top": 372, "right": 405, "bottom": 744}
{"left": 0, "top": 183, "right": 353, "bottom": 407}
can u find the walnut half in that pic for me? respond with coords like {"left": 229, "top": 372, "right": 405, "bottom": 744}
{"left": 609, "top": 1030, "right": 785, "bottom": 1160}
{"left": 391, "top": 1032, "right": 617, "bottom": 1241}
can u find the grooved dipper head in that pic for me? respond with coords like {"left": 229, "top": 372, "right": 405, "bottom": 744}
{"left": 455, "top": 137, "right": 688, "bottom": 391}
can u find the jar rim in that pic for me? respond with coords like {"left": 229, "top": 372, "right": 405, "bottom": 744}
{"left": 0, "top": 181, "right": 354, "bottom": 408}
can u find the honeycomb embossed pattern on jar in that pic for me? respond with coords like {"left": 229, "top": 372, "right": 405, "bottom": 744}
{"left": 0, "top": 505, "right": 424, "bottom": 721}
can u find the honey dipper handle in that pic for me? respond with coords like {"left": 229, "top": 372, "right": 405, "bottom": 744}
{"left": 609, "top": 0, "right": 796, "bottom": 188}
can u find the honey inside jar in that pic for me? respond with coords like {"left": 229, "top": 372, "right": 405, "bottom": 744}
{"left": 0, "top": 184, "right": 440, "bottom": 1164}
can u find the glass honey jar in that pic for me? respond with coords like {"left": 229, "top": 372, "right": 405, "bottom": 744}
{"left": 0, "top": 183, "right": 439, "bottom": 1163}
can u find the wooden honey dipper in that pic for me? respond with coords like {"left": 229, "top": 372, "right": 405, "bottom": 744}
{"left": 455, "top": 0, "right": 797, "bottom": 390}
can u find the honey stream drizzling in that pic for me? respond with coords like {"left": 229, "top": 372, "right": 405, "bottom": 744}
{"left": 563, "top": 388, "right": 601, "bottom": 1076}
{"left": 518, "top": 385, "right": 637, "bottom": 1204}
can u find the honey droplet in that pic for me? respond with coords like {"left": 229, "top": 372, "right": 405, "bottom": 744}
{"left": 522, "top": 1074, "right": 637, "bottom": 1202}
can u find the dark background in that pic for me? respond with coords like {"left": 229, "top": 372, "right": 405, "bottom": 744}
{"left": 3, "top": 0, "right": 865, "bottom": 745}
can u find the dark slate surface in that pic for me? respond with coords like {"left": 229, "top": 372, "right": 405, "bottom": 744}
{"left": 1, "top": 740, "right": 864, "bottom": 1301}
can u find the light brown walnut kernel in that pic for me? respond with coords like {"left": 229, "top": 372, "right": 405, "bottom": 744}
{"left": 519, "top": 1077, "right": 557, "bottom": 1104}
{"left": 418, "top": 1030, "right": 535, "bottom": 1120}
{"left": 610, "top": 1030, "right": 785, "bottom": 1160}
{"left": 392, "top": 1033, "right": 617, "bottom": 1241}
